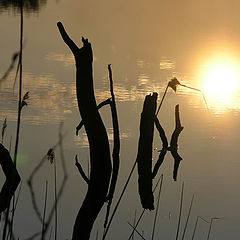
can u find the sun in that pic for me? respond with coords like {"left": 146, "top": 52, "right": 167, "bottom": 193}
{"left": 201, "top": 59, "right": 240, "bottom": 103}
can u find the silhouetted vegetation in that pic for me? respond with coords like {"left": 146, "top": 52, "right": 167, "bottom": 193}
{"left": 0, "top": 6, "right": 224, "bottom": 238}
{"left": 137, "top": 92, "right": 158, "bottom": 210}
{"left": 57, "top": 22, "right": 120, "bottom": 240}
{"left": 0, "top": 144, "right": 20, "bottom": 213}
{"left": 0, "top": 0, "right": 47, "bottom": 12}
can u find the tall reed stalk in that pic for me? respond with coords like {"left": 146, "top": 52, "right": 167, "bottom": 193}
{"left": 181, "top": 194, "right": 194, "bottom": 240}
{"left": 131, "top": 210, "right": 137, "bottom": 240}
{"left": 13, "top": 0, "right": 23, "bottom": 166}
{"left": 2, "top": 2, "right": 24, "bottom": 239}
{"left": 127, "top": 177, "right": 161, "bottom": 240}
{"left": 41, "top": 181, "right": 48, "bottom": 240}
{"left": 102, "top": 160, "right": 137, "bottom": 240}
{"left": 191, "top": 216, "right": 209, "bottom": 240}
{"left": 151, "top": 174, "right": 163, "bottom": 240}
{"left": 54, "top": 157, "right": 57, "bottom": 240}
{"left": 206, "top": 217, "right": 221, "bottom": 240}
{"left": 175, "top": 182, "right": 184, "bottom": 240}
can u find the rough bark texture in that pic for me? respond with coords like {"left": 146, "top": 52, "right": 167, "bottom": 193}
{"left": 57, "top": 22, "right": 112, "bottom": 240}
{"left": 0, "top": 144, "right": 21, "bottom": 213}
{"left": 136, "top": 92, "right": 158, "bottom": 210}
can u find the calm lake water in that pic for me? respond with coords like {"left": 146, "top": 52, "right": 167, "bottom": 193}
{"left": 1, "top": 1, "right": 240, "bottom": 239}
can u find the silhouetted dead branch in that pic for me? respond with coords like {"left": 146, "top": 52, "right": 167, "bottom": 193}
{"left": 170, "top": 104, "right": 184, "bottom": 181}
{"left": 75, "top": 155, "right": 90, "bottom": 184}
{"left": 152, "top": 117, "right": 168, "bottom": 179}
{"left": 152, "top": 105, "right": 184, "bottom": 181}
{"left": 57, "top": 22, "right": 112, "bottom": 240}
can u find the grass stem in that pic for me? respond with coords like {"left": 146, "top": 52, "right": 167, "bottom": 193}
{"left": 151, "top": 174, "right": 163, "bottom": 240}
{"left": 175, "top": 182, "right": 184, "bottom": 240}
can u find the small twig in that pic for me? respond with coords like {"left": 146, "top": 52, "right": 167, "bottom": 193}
{"left": 156, "top": 84, "right": 169, "bottom": 115}
{"left": 75, "top": 155, "right": 90, "bottom": 184}
{"left": 76, "top": 98, "right": 111, "bottom": 136}
{"left": 179, "top": 83, "right": 208, "bottom": 109}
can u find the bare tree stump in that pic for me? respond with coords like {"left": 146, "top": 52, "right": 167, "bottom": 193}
{"left": 136, "top": 92, "right": 158, "bottom": 210}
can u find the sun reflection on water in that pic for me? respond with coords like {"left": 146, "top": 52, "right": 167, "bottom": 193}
{"left": 199, "top": 56, "right": 240, "bottom": 114}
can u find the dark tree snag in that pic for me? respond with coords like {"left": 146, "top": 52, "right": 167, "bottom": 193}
{"left": 57, "top": 22, "right": 112, "bottom": 240}
{"left": 0, "top": 144, "right": 21, "bottom": 213}
{"left": 152, "top": 116, "right": 168, "bottom": 179}
{"left": 136, "top": 92, "right": 158, "bottom": 210}
{"left": 170, "top": 104, "right": 184, "bottom": 181}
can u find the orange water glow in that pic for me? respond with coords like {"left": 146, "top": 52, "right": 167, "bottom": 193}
{"left": 199, "top": 55, "right": 240, "bottom": 113}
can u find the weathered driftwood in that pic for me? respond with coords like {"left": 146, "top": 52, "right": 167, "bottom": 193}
{"left": 170, "top": 104, "right": 184, "bottom": 181}
{"left": 0, "top": 144, "right": 21, "bottom": 213}
{"left": 57, "top": 22, "right": 112, "bottom": 240}
{"left": 136, "top": 92, "right": 158, "bottom": 210}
